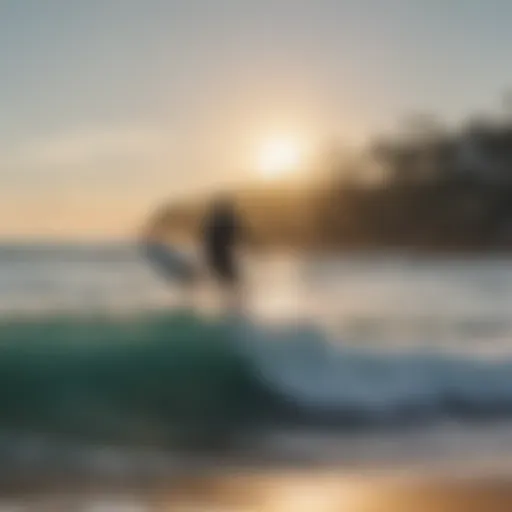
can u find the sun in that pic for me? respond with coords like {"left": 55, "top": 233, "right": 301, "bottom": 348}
{"left": 256, "top": 136, "right": 303, "bottom": 179}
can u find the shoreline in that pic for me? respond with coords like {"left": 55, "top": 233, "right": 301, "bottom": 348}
{"left": 3, "top": 420, "right": 512, "bottom": 491}
{"left": 2, "top": 467, "right": 512, "bottom": 511}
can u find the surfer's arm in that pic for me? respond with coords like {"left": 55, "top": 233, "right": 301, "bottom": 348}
{"left": 138, "top": 206, "right": 170, "bottom": 243}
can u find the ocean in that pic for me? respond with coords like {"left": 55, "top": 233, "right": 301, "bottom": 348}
{"left": 3, "top": 243, "right": 512, "bottom": 509}
{"left": 5, "top": 243, "right": 512, "bottom": 343}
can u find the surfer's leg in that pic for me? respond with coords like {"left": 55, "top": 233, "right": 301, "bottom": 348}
{"left": 228, "top": 281, "right": 247, "bottom": 317}
{"left": 218, "top": 266, "right": 246, "bottom": 315}
{"left": 205, "top": 247, "right": 246, "bottom": 314}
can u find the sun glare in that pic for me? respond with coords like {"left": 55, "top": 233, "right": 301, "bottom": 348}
{"left": 257, "top": 136, "right": 303, "bottom": 179}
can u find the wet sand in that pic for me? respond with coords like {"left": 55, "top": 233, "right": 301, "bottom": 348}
{"left": 2, "top": 470, "right": 512, "bottom": 511}
{"left": 3, "top": 422, "right": 512, "bottom": 510}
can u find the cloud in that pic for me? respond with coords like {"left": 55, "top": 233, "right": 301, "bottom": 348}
{"left": 0, "top": 124, "right": 206, "bottom": 236}
{"left": 5, "top": 124, "right": 178, "bottom": 175}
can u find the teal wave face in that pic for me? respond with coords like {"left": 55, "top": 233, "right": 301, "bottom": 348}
{"left": 0, "top": 312, "right": 273, "bottom": 449}
{"left": 4, "top": 310, "right": 512, "bottom": 451}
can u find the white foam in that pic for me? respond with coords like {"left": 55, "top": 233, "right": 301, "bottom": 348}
{"left": 239, "top": 322, "right": 512, "bottom": 421}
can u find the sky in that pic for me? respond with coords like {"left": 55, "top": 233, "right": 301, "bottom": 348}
{"left": 2, "top": 0, "right": 512, "bottom": 238}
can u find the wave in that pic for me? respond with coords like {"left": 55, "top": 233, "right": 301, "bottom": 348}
{"left": 0, "top": 312, "right": 274, "bottom": 449}
{"left": 2, "top": 311, "right": 512, "bottom": 449}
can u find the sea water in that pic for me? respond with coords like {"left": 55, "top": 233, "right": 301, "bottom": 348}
{"left": 2, "top": 243, "right": 512, "bottom": 496}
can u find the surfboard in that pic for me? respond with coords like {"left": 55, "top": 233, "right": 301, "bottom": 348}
{"left": 143, "top": 241, "right": 198, "bottom": 284}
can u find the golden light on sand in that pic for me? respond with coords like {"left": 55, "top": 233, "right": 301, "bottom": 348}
{"left": 256, "top": 136, "right": 304, "bottom": 179}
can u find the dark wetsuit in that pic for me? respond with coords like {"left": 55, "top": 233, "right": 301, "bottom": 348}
{"left": 202, "top": 203, "right": 240, "bottom": 284}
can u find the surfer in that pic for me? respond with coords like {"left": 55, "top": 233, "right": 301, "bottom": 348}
{"left": 201, "top": 194, "right": 244, "bottom": 310}
{"left": 141, "top": 194, "right": 249, "bottom": 312}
